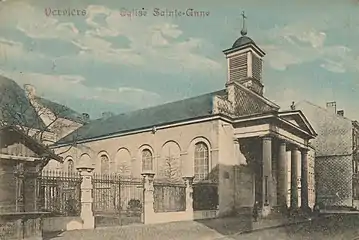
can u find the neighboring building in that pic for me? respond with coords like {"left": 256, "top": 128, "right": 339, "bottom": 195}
{"left": 0, "top": 75, "right": 87, "bottom": 146}
{"left": 51, "top": 22, "right": 317, "bottom": 218}
{"left": 295, "top": 101, "right": 359, "bottom": 209}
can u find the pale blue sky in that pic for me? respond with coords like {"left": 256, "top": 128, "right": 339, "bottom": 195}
{"left": 0, "top": 0, "right": 358, "bottom": 120}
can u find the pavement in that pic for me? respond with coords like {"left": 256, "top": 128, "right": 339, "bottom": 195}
{"left": 43, "top": 214, "right": 318, "bottom": 240}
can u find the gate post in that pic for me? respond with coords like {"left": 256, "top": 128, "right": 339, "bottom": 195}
{"left": 183, "top": 176, "right": 195, "bottom": 219}
{"left": 77, "top": 166, "right": 95, "bottom": 229}
{"left": 141, "top": 172, "right": 155, "bottom": 224}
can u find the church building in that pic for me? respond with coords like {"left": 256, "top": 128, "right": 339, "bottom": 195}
{"left": 50, "top": 16, "right": 317, "bottom": 218}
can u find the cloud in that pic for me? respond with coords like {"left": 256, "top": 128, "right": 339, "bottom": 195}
{"left": 0, "top": 70, "right": 163, "bottom": 109}
{"left": 263, "top": 23, "right": 359, "bottom": 73}
{"left": 8, "top": 3, "right": 221, "bottom": 73}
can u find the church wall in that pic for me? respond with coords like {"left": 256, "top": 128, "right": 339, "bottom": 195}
{"left": 217, "top": 120, "right": 253, "bottom": 216}
{"left": 51, "top": 120, "right": 221, "bottom": 180}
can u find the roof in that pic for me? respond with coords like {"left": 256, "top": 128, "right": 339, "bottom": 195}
{"left": 0, "top": 125, "right": 62, "bottom": 162}
{"left": 0, "top": 75, "right": 46, "bottom": 130}
{"left": 56, "top": 86, "right": 280, "bottom": 145}
{"left": 57, "top": 90, "right": 226, "bottom": 144}
{"left": 34, "top": 96, "right": 86, "bottom": 124}
{"left": 232, "top": 36, "right": 255, "bottom": 48}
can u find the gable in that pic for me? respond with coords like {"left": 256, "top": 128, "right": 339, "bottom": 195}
{"left": 0, "top": 126, "right": 62, "bottom": 161}
{"left": 0, "top": 141, "right": 38, "bottom": 159}
{"left": 278, "top": 111, "right": 317, "bottom": 137}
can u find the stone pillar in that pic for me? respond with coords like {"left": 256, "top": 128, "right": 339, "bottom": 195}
{"left": 77, "top": 166, "right": 95, "bottom": 229}
{"left": 14, "top": 162, "right": 25, "bottom": 212}
{"left": 290, "top": 147, "right": 300, "bottom": 211}
{"left": 277, "top": 141, "right": 288, "bottom": 212}
{"left": 300, "top": 149, "right": 311, "bottom": 213}
{"left": 183, "top": 176, "right": 195, "bottom": 219}
{"left": 262, "top": 136, "right": 272, "bottom": 216}
{"left": 141, "top": 172, "right": 155, "bottom": 224}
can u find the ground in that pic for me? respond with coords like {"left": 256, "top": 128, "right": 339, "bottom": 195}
{"left": 44, "top": 214, "right": 359, "bottom": 240}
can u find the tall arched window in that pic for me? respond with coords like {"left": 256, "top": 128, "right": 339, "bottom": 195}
{"left": 142, "top": 149, "right": 153, "bottom": 172}
{"left": 194, "top": 142, "right": 209, "bottom": 181}
{"left": 67, "top": 159, "right": 74, "bottom": 173}
{"left": 100, "top": 154, "right": 110, "bottom": 174}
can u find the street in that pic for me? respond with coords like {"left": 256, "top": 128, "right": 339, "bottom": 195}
{"left": 45, "top": 214, "right": 359, "bottom": 240}
{"left": 235, "top": 214, "right": 359, "bottom": 240}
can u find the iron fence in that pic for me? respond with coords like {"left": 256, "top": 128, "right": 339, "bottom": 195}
{"left": 193, "top": 182, "right": 219, "bottom": 211}
{"left": 92, "top": 173, "right": 143, "bottom": 226}
{"left": 154, "top": 179, "right": 186, "bottom": 213}
{"left": 40, "top": 170, "right": 82, "bottom": 216}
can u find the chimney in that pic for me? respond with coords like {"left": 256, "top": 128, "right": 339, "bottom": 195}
{"left": 326, "top": 101, "right": 337, "bottom": 114}
{"left": 82, "top": 113, "right": 90, "bottom": 121}
{"left": 337, "top": 110, "right": 344, "bottom": 117}
{"left": 23, "top": 84, "right": 36, "bottom": 98}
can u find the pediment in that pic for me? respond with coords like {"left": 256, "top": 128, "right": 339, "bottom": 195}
{"left": 278, "top": 111, "right": 317, "bottom": 137}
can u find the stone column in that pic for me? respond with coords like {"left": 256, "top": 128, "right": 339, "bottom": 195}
{"left": 183, "top": 176, "right": 195, "bottom": 219}
{"left": 300, "top": 149, "right": 311, "bottom": 213}
{"left": 141, "top": 172, "right": 155, "bottom": 224}
{"left": 290, "top": 147, "right": 300, "bottom": 212}
{"left": 262, "top": 136, "right": 272, "bottom": 216}
{"left": 277, "top": 141, "right": 288, "bottom": 212}
{"left": 77, "top": 166, "right": 95, "bottom": 229}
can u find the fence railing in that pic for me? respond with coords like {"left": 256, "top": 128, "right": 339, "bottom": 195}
{"left": 92, "top": 173, "right": 143, "bottom": 217}
{"left": 154, "top": 179, "right": 186, "bottom": 213}
{"left": 40, "top": 170, "right": 82, "bottom": 217}
{"left": 193, "top": 182, "right": 219, "bottom": 211}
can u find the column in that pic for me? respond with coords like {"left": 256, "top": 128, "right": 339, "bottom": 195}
{"left": 77, "top": 166, "right": 95, "bottom": 229}
{"left": 183, "top": 176, "right": 195, "bottom": 219}
{"left": 277, "top": 141, "right": 288, "bottom": 212}
{"left": 141, "top": 172, "right": 155, "bottom": 224}
{"left": 262, "top": 136, "right": 272, "bottom": 216}
{"left": 290, "top": 147, "right": 300, "bottom": 211}
{"left": 300, "top": 149, "right": 310, "bottom": 213}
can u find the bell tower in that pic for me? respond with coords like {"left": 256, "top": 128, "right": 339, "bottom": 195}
{"left": 223, "top": 11, "right": 266, "bottom": 95}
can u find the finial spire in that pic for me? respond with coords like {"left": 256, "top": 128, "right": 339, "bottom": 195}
{"left": 240, "top": 11, "right": 247, "bottom": 36}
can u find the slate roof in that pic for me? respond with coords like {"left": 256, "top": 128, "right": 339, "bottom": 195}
{"left": 56, "top": 87, "right": 278, "bottom": 145}
{"left": 34, "top": 96, "right": 86, "bottom": 124}
{"left": 0, "top": 75, "right": 46, "bottom": 130}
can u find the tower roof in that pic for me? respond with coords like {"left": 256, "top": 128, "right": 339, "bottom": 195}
{"left": 232, "top": 36, "right": 255, "bottom": 48}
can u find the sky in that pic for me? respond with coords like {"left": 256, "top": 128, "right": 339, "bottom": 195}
{"left": 0, "top": 0, "right": 358, "bottom": 120}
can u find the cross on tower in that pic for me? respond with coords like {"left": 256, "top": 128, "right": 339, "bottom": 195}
{"left": 240, "top": 11, "right": 248, "bottom": 36}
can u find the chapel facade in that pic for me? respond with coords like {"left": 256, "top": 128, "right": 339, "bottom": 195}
{"left": 48, "top": 19, "right": 318, "bottom": 218}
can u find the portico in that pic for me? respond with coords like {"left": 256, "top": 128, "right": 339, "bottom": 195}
{"left": 233, "top": 110, "right": 317, "bottom": 216}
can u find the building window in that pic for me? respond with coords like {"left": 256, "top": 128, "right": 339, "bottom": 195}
{"left": 100, "top": 154, "right": 110, "bottom": 174}
{"left": 194, "top": 142, "right": 209, "bottom": 181}
{"left": 142, "top": 149, "right": 153, "bottom": 172}
{"left": 67, "top": 159, "right": 74, "bottom": 173}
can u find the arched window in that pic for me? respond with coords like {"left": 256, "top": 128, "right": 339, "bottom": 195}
{"left": 67, "top": 159, "right": 74, "bottom": 173}
{"left": 194, "top": 142, "right": 209, "bottom": 181}
{"left": 100, "top": 154, "right": 110, "bottom": 174}
{"left": 142, "top": 149, "right": 153, "bottom": 172}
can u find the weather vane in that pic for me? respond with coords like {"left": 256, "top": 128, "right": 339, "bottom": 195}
{"left": 240, "top": 11, "right": 247, "bottom": 36}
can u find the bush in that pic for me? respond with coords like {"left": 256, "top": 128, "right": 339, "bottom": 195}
{"left": 126, "top": 199, "right": 142, "bottom": 217}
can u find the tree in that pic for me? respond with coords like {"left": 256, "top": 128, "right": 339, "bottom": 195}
{"left": 117, "top": 161, "right": 131, "bottom": 176}
{"left": 0, "top": 81, "right": 83, "bottom": 156}
{"left": 162, "top": 154, "right": 181, "bottom": 181}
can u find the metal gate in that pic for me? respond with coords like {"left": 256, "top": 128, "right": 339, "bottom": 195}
{"left": 92, "top": 173, "right": 144, "bottom": 227}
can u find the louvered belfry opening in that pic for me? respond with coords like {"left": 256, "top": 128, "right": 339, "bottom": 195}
{"left": 229, "top": 52, "right": 248, "bottom": 82}
{"left": 252, "top": 54, "right": 262, "bottom": 82}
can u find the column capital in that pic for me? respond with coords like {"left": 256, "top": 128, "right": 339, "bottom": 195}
{"left": 300, "top": 148, "right": 310, "bottom": 154}
{"left": 233, "top": 138, "right": 240, "bottom": 144}
{"left": 262, "top": 135, "right": 273, "bottom": 141}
